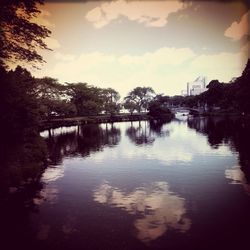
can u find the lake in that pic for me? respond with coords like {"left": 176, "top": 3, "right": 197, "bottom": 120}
{"left": 1, "top": 116, "right": 250, "bottom": 250}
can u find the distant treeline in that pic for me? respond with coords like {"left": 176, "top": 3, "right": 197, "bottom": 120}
{"left": 1, "top": 59, "right": 250, "bottom": 137}
{"left": 167, "top": 60, "right": 250, "bottom": 114}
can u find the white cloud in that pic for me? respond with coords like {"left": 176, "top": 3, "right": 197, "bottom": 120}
{"left": 190, "top": 45, "right": 248, "bottom": 82}
{"left": 119, "top": 47, "right": 195, "bottom": 66}
{"left": 44, "top": 37, "right": 61, "bottom": 49}
{"left": 32, "top": 9, "right": 55, "bottom": 28}
{"left": 47, "top": 47, "right": 196, "bottom": 95}
{"left": 55, "top": 52, "right": 76, "bottom": 61}
{"left": 41, "top": 45, "right": 247, "bottom": 97}
{"left": 224, "top": 11, "right": 249, "bottom": 40}
{"left": 93, "top": 181, "right": 191, "bottom": 242}
{"left": 85, "top": 0, "right": 184, "bottom": 28}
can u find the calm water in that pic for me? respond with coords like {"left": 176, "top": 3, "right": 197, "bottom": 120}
{"left": 2, "top": 116, "right": 250, "bottom": 250}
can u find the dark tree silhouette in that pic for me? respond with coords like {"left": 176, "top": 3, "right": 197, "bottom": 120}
{"left": 0, "top": 0, "right": 51, "bottom": 68}
{"left": 124, "top": 87, "right": 155, "bottom": 113}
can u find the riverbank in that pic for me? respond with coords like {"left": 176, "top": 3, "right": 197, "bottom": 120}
{"left": 193, "top": 110, "right": 250, "bottom": 118}
{"left": 40, "top": 114, "right": 147, "bottom": 130}
{"left": 40, "top": 111, "right": 249, "bottom": 131}
{"left": 40, "top": 113, "right": 174, "bottom": 130}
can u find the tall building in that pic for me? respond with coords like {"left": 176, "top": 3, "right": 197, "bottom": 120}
{"left": 187, "top": 76, "right": 207, "bottom": 96}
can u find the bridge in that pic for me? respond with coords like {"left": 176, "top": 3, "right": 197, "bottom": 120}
{"left": 169, "top": 106, "right": 203, "bottom": 115}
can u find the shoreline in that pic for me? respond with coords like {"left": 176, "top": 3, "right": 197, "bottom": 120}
{"left": 40, "top": 114, "right": 149, "bottom": 130}
{"left": 39, "top": 112, "right": 250, "bottom": 131}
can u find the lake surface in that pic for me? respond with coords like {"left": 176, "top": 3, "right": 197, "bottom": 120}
{"left": 2, "top": 116, "right": 250, "bottom": 250}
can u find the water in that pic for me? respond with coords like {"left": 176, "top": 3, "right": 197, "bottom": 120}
{"left": 1, "top": 117, "right": 250, "bottom": 250}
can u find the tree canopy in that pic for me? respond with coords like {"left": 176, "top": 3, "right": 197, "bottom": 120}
{"left": 101, "top": 88, "right": 121, "bottom": 115}
{"left": 0, "top": 0, "right": 51, "bottom": 68}
{"left": 124, "top": 87, "right": 155, "bottom": 113}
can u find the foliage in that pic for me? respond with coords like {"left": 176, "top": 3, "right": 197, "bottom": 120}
{"left": 0, "top": 66, "right": 47, "bottom": 191}
{"left": 0, "top": 66, "right": 40, "bottom": 135}
{"left": 123, "top": 99, "right": 138, "bottom": 114}
{"left": 148, "top": 95, "right": 172, "bottom": 118}
{"left": 198, "top": 59, "right": 250, "bottom": 113}
{"left": 233, "top": 59, "right": 250, "bottom": 113}
{"left": 0, "top": 0, "right": 51, "bottom": 68}
{"left": 101, "top": 88, "right": 121, "bottom": 115}
{"left": 66, "top": 83, "right": 103, "bottom": 116}
{"left": 34, "top": 77, "right": 76, "bottom": 118}
{"left": 160, "top": 60, "right": 250, "bottom": 115}
{"left": 124, "top": 87, "right": 155, "bottom": 113}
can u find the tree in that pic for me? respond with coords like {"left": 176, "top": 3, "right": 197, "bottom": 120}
{"left": 234, "top": 59, "right": 250, "bottom": 114}
{"left": 101, "top": 88, "right": 121, "bottom": 115}
{"left": 0, "top": 66, "right": 40, "bottom": 135}
{"left": 124, "top": 87, "right": 155, "bottom": 113}
{"left": 123, "top": 99, "right": 138, "bottom": 115}
{"left": 148, "top": 95, "right": 172, "bottom": 119}
{"left": 66, "top": 83, "right": 103, "bottom": 116}
{"left": 0, "top": 0, "right": 51, "bottom": 68}
{"left": 33, "top": 77, "right": 75, "bottom": 119}
{"left": 203, "top": 80, "right": 225, "bottom": 108}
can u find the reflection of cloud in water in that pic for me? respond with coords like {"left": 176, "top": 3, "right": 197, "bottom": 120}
{"left": 41, "top": 166, "right": 64, "bottom": 183}
{"left": 93, "top": 181, "right": 191, "bottom": 243}
{"left": 33, "top": 185, "right": 59, "bottom": 205}
{"left": 33, "top": 166, "right": 63, "bottom": 206}
{"left": 225, "top": 166, "right": 250, "bottom": 195}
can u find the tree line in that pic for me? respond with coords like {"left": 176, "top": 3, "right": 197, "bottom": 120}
{"left": 1, "top": 65, "right": 162, "bottom": 121}
{"left": 1, "top": 0, "right": 249, "bottom": 138}
{"left": 1, "top": 59, "right": 250, "bottom": 136}
{"left": 165, "top": 59, "right": 250, "bottom": 115}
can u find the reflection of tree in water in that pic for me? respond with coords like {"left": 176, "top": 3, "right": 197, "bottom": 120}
{"left": 149, "top": 119, "right": 170, "bottom": 137}
{"left": 187, "top": 117, "right": 250, "bottom": 181}
{"left": 126, "top": 120, "right": 170, "bottom": 145}
{"left": 0, "top": 132, "right": 46, "bottom": 248}
{"left": 0, "top": 130, "right": 47, "bottom": 195}
{"left": 45, "top": 124, "right": 121, "bottom": 165}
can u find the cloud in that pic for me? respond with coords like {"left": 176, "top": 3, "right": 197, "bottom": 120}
{"left": 119, "top": 47, "right": 195, "bottom": 66}
{"left": 54, "top": 52, "right": 76, "bottom": 61}
{"left": 85, "top": 0, "right": 184, "bottom": 28}
{"left": 47, "top": 47, "right": 197, "bottom": 95}
{"left": 32, "top": 9, "right": 55, "bottom": 28}
{"left": 93, "top": 181, "right": 191, "bottom": 243}
{"left": 42, "top": 45, "right": 247, "bottom": 97}
{"left": 225, "top": 166, "right": 250, "bottom": 195}
{"left": 190, "top": 45, "right": 248, "bottom": 82}
{"left": 44, "top": 37, "right": 61, "bottom": 49}
{"left": 224, "top": 11, "right": 249, "bottom": 41}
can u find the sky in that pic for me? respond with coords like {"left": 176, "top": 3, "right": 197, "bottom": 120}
{"left": 29, "top": 0, "right": 250, "bottom": 97}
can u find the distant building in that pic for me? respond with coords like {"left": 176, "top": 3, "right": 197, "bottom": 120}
{"left": 181, "top": 90, "right": 188, "bottom": 96}
{"left": 181, "top": 76, "right": 207, "bottom": 96}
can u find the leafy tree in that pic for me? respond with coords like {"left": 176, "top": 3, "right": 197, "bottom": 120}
{"left": 0, "top": 66, "right": 39, "bottom": 135}
{"left": 123, "top": 99, "right": 138, "bottom": 115}
{"left": 33, "top": 77, "right": 76, "bottom": 118}
{"left": 101, "top": 88, "right": 121, "bottom": 115}
{"left": 148, "top": 95, "right": 172, "bottom": 118}
{"left": 66, "top": 83, "right": 103, "bottom": 116}
{"left": 0, "top": 0, "right": 51, "bottom": 68}
{"left": 204, "top": 80, "right": 225, "bottom": 107}
{"left": 124, "top": 87, "right": 155, "bottom": 113}
{"left": 234, "top": 59, "right": 250, "bottom": 114}
{"left": 168, "top": 95, "right": 185, "bottom": 107}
